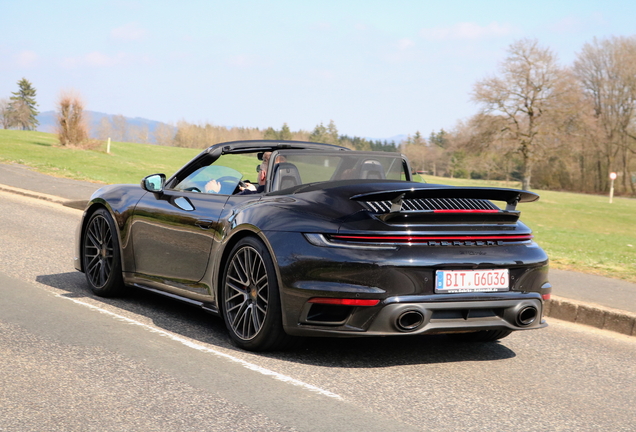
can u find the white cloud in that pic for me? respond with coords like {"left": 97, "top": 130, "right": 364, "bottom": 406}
{"left": 420, "top": 22, "right": 514, "bottom": 41}
{"left": 16, "top": 50, "right": 38, "bottom": 67}
{"left": 86, "top": 51, "right": 119, "bottom": 67}
{"left": 398, "top": 38, "right": 415, "bottom": 51}
{"left": 111, "top": 22, "right": 148, "bottom": 41}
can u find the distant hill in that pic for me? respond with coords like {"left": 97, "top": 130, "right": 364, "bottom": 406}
{"left": 36, "top": 111, "right": 168, "bottom": 143}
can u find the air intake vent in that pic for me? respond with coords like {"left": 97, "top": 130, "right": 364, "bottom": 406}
{"left": 364, "top": 198, "right": 499, "bottom": 214}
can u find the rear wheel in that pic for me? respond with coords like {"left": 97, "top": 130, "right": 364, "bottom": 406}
{"left": 221, "top": 237, "right": 292, "bottom": 351}
{"left": 447, "top": 329, "right": 513, "bottom": 343}
{"left": 82, "top": 208, "right": 125, "bottom": 297}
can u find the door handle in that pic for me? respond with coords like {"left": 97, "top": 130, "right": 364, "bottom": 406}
{"left": 195, "top": 220, "right": 215, "bottom": 230}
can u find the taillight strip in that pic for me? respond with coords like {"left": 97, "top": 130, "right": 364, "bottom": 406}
{"left": 330, "top": 234, "right": 533, "bottom": 242}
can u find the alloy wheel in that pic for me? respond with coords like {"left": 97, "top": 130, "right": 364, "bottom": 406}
{"left": 84, "top": 214, "right": 114, "bottom": 288}
{"left": 224, "top": 246, "right": 269, "bottom": 340}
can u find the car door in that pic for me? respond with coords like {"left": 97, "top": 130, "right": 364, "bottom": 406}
{"left": 130, "top": 188, "right": 228, "bottom": 293}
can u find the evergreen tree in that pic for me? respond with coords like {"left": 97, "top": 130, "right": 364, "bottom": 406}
{"left": 279, "top": 123, "right": 292, "bottom": 140}
{"left": 429, "top": 129, "right": 448, "bottom": 148}
{"left": 10, "top": 78, "right": 39, "bottom": 130}
{"left": 413, "top": 131, "right": 424, "bottom": 146}
{"left": 309, "top": 122, "right": 328, "bottom": 143}
{"left": 264, "top": 123, "right": 293, "bottom": 140}
{"left": 310, "top": 120, "right": 339, "bottom": 145}
{"left": 263, "top": 127, "right": 279, "bottom": 140}
{"left": 326, "top": 120, "right": 338, "bottom": 145}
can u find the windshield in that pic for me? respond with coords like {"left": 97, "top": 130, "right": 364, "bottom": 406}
{"left": 172, "top": 165, "right": 243, "bottom": 195}
{"left": 267, "top": 151, "right": 407, "bottom": 192}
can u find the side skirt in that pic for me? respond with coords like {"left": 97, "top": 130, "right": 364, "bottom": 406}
{"left": 131, "top": 283, "right": 220, "bottom": 315}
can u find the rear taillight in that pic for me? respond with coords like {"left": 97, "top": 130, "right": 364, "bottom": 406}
{"left": 308, "top": 298, "right": 380, "bottom": 307}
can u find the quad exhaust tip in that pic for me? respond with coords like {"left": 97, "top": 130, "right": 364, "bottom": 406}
{"left": 396, "top": 310, "right": 425, "bottom": 331}
{"left": 516, "top": 306, "right": 538, "bottom": 326}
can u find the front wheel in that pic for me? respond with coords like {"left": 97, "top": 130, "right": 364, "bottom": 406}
{"left": 221, "top": 237, "right": 293, "bottom": 351}
{"left": 82, "top": 208, "right": 125, "bottom": 297}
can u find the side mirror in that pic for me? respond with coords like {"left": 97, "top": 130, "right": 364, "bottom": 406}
{"left": 141, "top": 174, "right": 166, "bottom": 193}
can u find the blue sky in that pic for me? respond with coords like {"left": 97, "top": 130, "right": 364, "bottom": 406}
{"left": 1, "top": 0, "right": 635, "bottom": 139}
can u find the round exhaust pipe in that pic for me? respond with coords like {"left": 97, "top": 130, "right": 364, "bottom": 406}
{"left": 396, "top": 310, "right": 424, "bottom": 331}
{"left": 516, "top": 306, "right": 538, "bottom": 326}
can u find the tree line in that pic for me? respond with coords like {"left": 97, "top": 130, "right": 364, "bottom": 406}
{"left": 402, "top": 36, "right": 636, "bottom": 195}
{"left": 95, "top": 117, "right": 399, "bottom": 153}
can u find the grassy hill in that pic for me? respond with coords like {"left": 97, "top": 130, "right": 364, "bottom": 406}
{"left": 1, "top": 129, "right": 635, "bottom": 282}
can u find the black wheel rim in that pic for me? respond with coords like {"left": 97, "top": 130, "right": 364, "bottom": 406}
{"left": 84, "top": 215, "right": 114, "bottom": 288}
{"left": 224, "top": 246, "right": 269, "bottom": 340}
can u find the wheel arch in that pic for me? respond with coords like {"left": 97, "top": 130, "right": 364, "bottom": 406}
{"left": 214, "top": 226, "right": 284, "bottom": 321}
{"left": 77, "top": 201, "right": 124, "bottom": 273}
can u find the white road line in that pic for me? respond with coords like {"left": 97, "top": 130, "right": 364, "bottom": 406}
{"left": 57, "top": 294, "right": 342, "bottom": 400}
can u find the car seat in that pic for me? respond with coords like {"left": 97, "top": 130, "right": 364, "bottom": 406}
{"left": 359, "top": 160, "right": 385, "bottom": 179}
{"left": 271, "top": 162, "right": 302, "bottom": 191}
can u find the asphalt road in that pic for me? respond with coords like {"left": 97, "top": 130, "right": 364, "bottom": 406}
{"left": 1, "top": 191, "right": 635, "bottom": 432}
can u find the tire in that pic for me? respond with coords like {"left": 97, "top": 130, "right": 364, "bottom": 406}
{"left": 82, "top": 208, "right": 125, "bottom": 297}
{"left": 447, "top": 329, "right": 513, "bottom": 343}
{"left": 221, "top": 237, "right": 293, "bottom": 351}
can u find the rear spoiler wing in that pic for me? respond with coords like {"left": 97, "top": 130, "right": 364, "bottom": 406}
{"left": 350, "top": 187, "right": 539, "bottom": 212}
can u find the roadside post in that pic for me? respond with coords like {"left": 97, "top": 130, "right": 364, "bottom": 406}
{"left": 609, "top": 172, "right": 617, "bottom": 203}
{"left": 107, "top": 137, "right": 111, "bottom": 154}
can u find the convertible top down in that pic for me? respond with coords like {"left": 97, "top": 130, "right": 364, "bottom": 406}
{"left": 75, "top": 140, "right": 550, "bottom": 351}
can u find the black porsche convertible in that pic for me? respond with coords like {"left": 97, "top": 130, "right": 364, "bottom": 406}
{"left": 74, "top": 140, "right": 550, "bottom": 351}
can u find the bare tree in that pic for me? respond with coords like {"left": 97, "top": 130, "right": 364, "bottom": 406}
{"left": 574, "top": 36, "right": 636, "bottom": 194}
{"left": 96, "top": 117, "right": 113, "bottom": 140}
{"left": 56, "top": 91, "right": 89, "bottom": 146}
{"left": 401, "top": 140, "right": 428, "bottom": 173}
{"left": 472, "top": 39, "right": 566, "bottom": 190}
{"left": 111, "top": 114, "right": 129, "bottom": 141}
{"left": 129, "top": 124, "right": 151, "bottom": 144}
{"left": 153, "top": 122, "right": 176, "bottom": 146}
{"left": 0, "top": 98, "right": 11, "bottom": 129}
{"left": 8, "top": 99, "right": 34, "bottom": 130}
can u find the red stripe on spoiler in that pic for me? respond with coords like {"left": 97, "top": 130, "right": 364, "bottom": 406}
{"left": 432, "top": 209, "right": 500, "bottom": 213}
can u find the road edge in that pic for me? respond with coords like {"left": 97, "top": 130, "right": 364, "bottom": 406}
{"left": 545, "top": 296, "right": 636, "bottom": 336}
{"left": 0, "top": 184, "right": 87, "bottom": 210}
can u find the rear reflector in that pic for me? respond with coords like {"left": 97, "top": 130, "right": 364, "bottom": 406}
{"left": 308, "top": 298, "right": 380, "bottom": 307}
{"left": 542, "top": 294, "right": 551, "bottom": 300}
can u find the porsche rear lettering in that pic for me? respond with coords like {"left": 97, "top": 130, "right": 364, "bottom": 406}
{"left": 426, "top": 240, "right": 503, "bottom": 246}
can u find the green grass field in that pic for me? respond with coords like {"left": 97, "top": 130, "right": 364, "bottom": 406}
{"left": 2, "top": 130, "right": 635, "bottom": 282}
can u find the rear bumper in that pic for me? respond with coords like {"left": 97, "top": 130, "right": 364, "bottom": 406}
{"left": 285, "top": 294, "right": 547, "bottom": 337}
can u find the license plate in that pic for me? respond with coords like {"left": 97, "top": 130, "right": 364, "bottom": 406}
{"left": 435, "top": 269, "right": 509, "bottom": 293}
